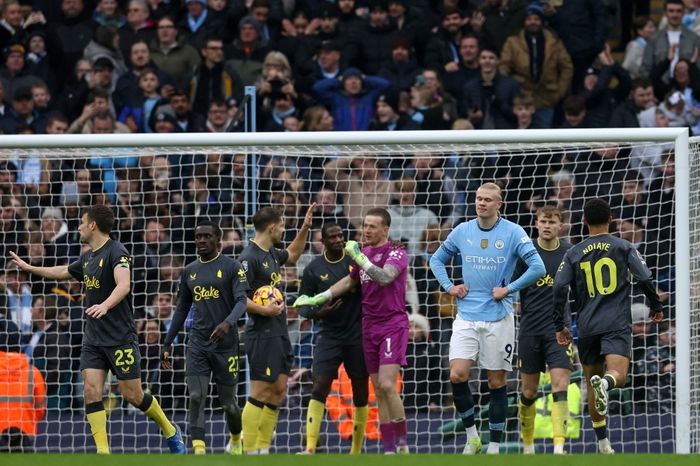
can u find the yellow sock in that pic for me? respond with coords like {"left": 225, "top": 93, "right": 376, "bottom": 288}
{"left": 242, "top": 400, "right": 264, "bottom": 452}
{"left": 144, "top": 396, "right": 176, "bottom": 438}
{"left": 552, "top": 400, "right": 568, "bottom": 447}
{"left": 351, "top": 405, "right": 368, "bottom": 454}
{"left": 518, "top": 399, "right": 536, "bottom": 446}
{"left": 306, "top": 399, "right": 325, "bottom": 452}
{"left": 86, "top": 408, "right": 110, "bottom": 454}
{"left": 192, "top": 439, "right": 206, "bottom": 455}
{"left": 255, "top": 406, "right": 280, "bottom": 450}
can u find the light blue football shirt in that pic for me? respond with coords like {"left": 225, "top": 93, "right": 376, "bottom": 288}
{"left": 430, "top": 217, "right": 544, "bottom": 322}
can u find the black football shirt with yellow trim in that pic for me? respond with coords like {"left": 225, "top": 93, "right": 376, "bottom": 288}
{"left": 68, "top": 239, "right": 136, "bottom": 346}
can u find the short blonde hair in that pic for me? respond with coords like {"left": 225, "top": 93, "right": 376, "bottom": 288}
{"left": 478, "top": 182, "right": 502, "bottom": 200}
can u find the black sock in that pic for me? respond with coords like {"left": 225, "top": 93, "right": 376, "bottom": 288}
{"left": 520, "top": 394, "right": 537, "bottom": 406}
{"left": 552, "top": 391, "right": 568, "bottom": 402}
{"left": 452, "top": 381, "right": 476, "bottom": 428}
{"left": 489, "top": 386, "right": 507, "bottom": 443}
{"left": 137, "top": 392, "right": 154, "bottom": 412}
{"left": 603, "top": 374, "right": 616, "bottom": 391}
{"left": 593, "top": 423, "right": 608, "bottom": 441}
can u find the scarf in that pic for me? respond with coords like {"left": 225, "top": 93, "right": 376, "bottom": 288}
{"left": 188, "top": 8, "right": 208, "bottom": 32}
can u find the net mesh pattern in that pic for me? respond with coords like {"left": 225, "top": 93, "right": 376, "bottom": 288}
{"left": 0, "top": 137, "right": 690, "bottom": 453}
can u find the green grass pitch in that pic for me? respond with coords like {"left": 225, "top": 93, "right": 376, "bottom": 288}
{"left": 6, "top": 455, "right": 700, "bottom": 466}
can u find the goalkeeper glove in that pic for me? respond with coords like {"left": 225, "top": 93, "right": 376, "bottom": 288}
{"left": 344, "top": 240, "right": 370, "bottom": 269}
{"left": 293, "top": 292, "right": 331, "bottom": 308}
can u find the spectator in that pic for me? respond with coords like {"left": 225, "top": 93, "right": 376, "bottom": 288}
{"left": 204, "top": 98, "right": 233, "bottom": 132}
{"left": 542, "top": 0, "right": 607, "bottom": 91}
{"left": 178, "top": 0, "right": 225, "bottom": 51}
{"left": 224, "top": 15, "right": 271, "bottom": 86}
{"left": 1, "top": 264, "right": 32, "bottom": 338}
{"left": 323, "top": 156, "right": 392, "bottom": 230}
{"left": 499, "top": 3, "right": 573, "bottom": 128}
{"left": 93, "top": 0, "right": 126, "bottom": 28}
{"left": 0, "top": 319, "right": 46, "bottom": 453}
{"left": 114, "top": 40, "right": 173, "bottom": 114}
{"left": 580, "top": 45, "right": 633, "bottom": 128}
{"left": 0, "top": 43, "right": 41, "bottom": 102}
{"left": 52, "top": 0, "right": 96, "bottom": 82}
{"left": 388, "top": 0, "right": 428, "bottom": 56}
{"left": 248, "top": 0, "right": 281, "bottom": 46}
{"left": 150, "top": 16, "right": 201, "bottom": 89}
{"left": 460, "top": 46, "right": 520, "bottom": 129}
{"left": 368, "top": 90, "right": 420, "bottom": 130}
{"left": 424, "top": 7, "right": 468, "bottom": 74}
{"left": 83, "top": 25, "right": 128, "bottom": 79}
{"left": 513, "top": 92, "right": 535, "bottom": 129}
{"left": 24, "top": 295, "right": 70, "bottom": 410}
{"left": 609, "top": 77, "right": 655, "bottom": 127}
{"left": 650, "top": 55, "right": 700, "bottom": 118}
{"left": 561, "top": 94, "right": 591, "bottom": 129}
{"left": 30, "top": 82, "right": 53, "bottom": 117}
{"left": 68, "top": 88, "right": 130, "bottom": 134}
{"left": 387, "top": 178, "right": 439, "bottom": 254}
{"left": 378, "top": 37, "right": 422, "bottom": 93}
{"left": 167, "top": 87, "right": 205, "bottom": 132}
{"left": 59, "top": 56, "right": 116, "bottom": 123}
{"left": 313, "top": 67, "right": 390, "bottom": 131}
{"left": 479, "top": 0, "right": 527, "bottom": 52}
{"left": 336, "top": 0, "right": 364, "bottom": 36}
{"left": 0, "top": 1, "right": 27, "bottom": 52}
{"left": 641, "top": 0, "right": 700, "bottom": 83}
{"left": 118, "top": 67, "right": 164, "bottom": 132}
{"left": 40, "top": 207, "right": 78, "bottom": 266}
{"left": 0, "top": 86, "right": 47, "bottom": 134}
{"left": 357, "top": 1, "right": 400, "bottom": 75}
{"left": 295, "top": 38, "right": 345, "bottom": 98}
{"left": 547, "top": 169, "right": 584, "bottom": 242}
{"left": 622, "top": 16, "right": 657, "bottom": 79}
{"left": 311, "top": 186, "right": 353, "bottom": 234}
{"left": 118, "top": 0, "right": 156, "bottom": 61}
{"left": 442, "top": 34, "right": 480, "bottom": 99}
{"left": 186, "top": 36, "right": 244, "bottom": 117}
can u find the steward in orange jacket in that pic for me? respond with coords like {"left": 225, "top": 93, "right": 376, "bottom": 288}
{"left": 326, "top": 364, "right": 402, "bottom": 440}
{"left": 0, "top": 320, "right": 46, "bottom": 452}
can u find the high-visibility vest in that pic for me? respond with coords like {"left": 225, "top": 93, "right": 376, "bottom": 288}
{"left": 0, "top": 351, "right": 46, "bottom": 436}
{"left": 533, "top": 375, "right": 581, "bottom": 439}
{"left": 325, "top": 364, "right": 402, "bottom": 441}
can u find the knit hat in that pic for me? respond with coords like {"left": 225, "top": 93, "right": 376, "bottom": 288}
{"left": 238, "top": 15, "right": 262, "bottom": 36}
{"left": 631, "top": 302, "right": 650, "bottom": 324}
{"left": 341, "top": 67, "right": 363, "bottom": 82}
{"left": 377, "top": 90, "right": 399, "bottom": 114}
{"left": 526, "top": 2, "right": 545, "bottom": 19}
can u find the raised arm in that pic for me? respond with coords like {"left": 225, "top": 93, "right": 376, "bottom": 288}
{"left": 286, "top": 203, "right": 317, "bottom": 265}
{"left": 292, "top": 274, "right": 358, "bottom": 308}
{"left": 9, "top": 251, "right": 72, "bottom": 281}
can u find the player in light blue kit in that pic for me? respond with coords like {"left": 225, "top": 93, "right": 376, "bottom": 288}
{"left": 430, "top": 183, "right": 545, "bottom": 455}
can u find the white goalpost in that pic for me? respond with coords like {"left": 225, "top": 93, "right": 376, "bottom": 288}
{"left": 0, "top": 128, "right": 694, "bottom": 454}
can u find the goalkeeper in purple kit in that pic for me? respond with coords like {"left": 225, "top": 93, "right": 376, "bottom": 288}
{"left": 294, "top": 208, "right": 410, "bottom": 454}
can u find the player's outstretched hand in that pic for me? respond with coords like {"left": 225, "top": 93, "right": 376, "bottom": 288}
{"left": 210, "top": 320, "right": 232, "bottom": 342}
{"left": 292, "top": 293, "right": 328, "bottom": 308}
{"left": 344, "top": 240, "right": 369, "bottom": 267}
{"left": 85, "top": 303, "right": 109, "bottom": 319}
{"left": 492, "top": 286, "right": 509, "bottom": 301}
{"left": 160, "top": 345, "right": 172, "bottom": 370}
{"left": 8, "top": 251, "right": 30, "bottom": 271}
{"left": 556, "top": 327, "right": 572, "bottom": 346}
{"left": 448, "top": 284, "right": 468, "bottom": 299}
{"left": 317, "top": 299, "right": 343, "bottom": 318}
{"left": 263, "top": 299, "right": 284, "bottom": 316}
{"left": 650, "top": 309, "right": 664, "bottom": 323}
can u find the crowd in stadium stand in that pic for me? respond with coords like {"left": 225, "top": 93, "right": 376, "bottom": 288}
{"left": 0, "top": 0, "right": 678, "bottom": 420}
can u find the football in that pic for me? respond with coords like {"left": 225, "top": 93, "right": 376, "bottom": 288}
{"left": 252, "top": 285, "right": 284, "bottom": 306}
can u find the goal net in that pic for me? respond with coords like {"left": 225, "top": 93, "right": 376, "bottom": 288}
{"left": 0, "top": 129, "right": 694, "bottom": 454}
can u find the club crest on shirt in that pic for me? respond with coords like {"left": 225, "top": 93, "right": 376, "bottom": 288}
{"left": 480, "top": 239, "right": 488, "bottom": 249}
{"left": 495, "top": 240, "right": 505, "bottom": 249}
